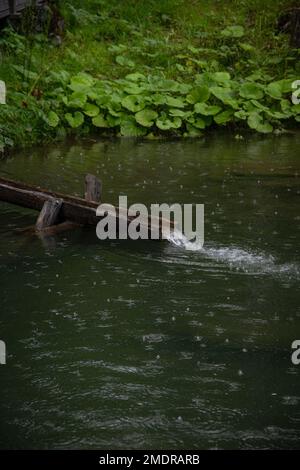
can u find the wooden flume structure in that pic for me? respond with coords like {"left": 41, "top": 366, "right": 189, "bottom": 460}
{"left": 0, "top": 175, "right": 173, "bottom": 238}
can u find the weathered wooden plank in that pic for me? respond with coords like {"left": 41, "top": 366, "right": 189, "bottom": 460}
{"left": 37, "top": 221, "right": 82, "bottom": 252}
{"left": 0, "top": 178, "right": 100, "bottom": 225}
{"left": 0, "top": 176, "right": 174, "bottom": 236}
{"left": 36, "top": 198, "right": 63, "bottom": 231}
{"left": 85, "top": 174, "right": 102, "bottom": 203}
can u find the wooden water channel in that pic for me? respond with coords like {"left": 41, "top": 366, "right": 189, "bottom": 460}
{"left": 0, "top": 175, "right": 173, "bottom": 238}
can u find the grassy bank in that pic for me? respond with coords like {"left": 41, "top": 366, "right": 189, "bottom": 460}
{"left": 0, "top": 0, "right": 299, "bottom": 151}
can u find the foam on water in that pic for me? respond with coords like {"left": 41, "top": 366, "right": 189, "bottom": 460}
{"left": 166, "top": 230, "right": 299, "bottom": 277}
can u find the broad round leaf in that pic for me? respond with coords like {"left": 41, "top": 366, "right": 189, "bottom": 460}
{"left": 67, "top": 91, "right": 87, "bottom": 108}
{"left": 247, "top": 112, "right": 273, "bottom": 133}
{"left": 65, "top": 111, "right": 84, "bottom": 128}
{"left": 165, "top": 96, "right": 185, "bottom": 108}
{"left": 125, "top": 73, "right": 146, "bottom": 82}
{"left": 120, "top": 116, "right": 147, "bottom": 136}
{"left": 156, "top": 114, "right": 182, "bottom": 130}
{"left": 92, "top": 114, "right": 108, "bottom": 128}
{"left": 240, "top": 83, "right": 264, "bottom": 100}
{"left": 214, "top": 110, "right": 234, "bottom": 124}
{"left": 194, "top": 103, "right": 222, "bottom": 116}
{"left": 84, "top": 103, "right": 100, "bottom": 117}
{"left": 210, "top": 86, "right": 239, "bottom": 108}
{"left": 185, "top": 123, "right": 203, "bottom": 137}
{"left": 121, "top": 95, "right": 146, "bottom": 112}
{"left": 69, "top": 73, "right": 95, "bottom": 92}
{"left": 151, "top": 94, "right": 166, "bottom": 105}
{"left": 210, "top": 72, "right": 231, "bottom": 84}
{"left": 123, "top": 83, "right": 144, "bottom": 95}
{"left": 186, "top": 86, "right": 210, "bottom": 104}
{"left": 187, "top": 116, "right": 207, "bottom": 129}
{"left": 46, "top": 111, "right": 60, "bottom": 128}
{"left": 247, "top": 112, "right": 262, "bottom": 130}
{"left": 266, "top": 82, "right": 282, "bottom": 100}
{"left": 135, "top": 109, "right": 158, "bottom": 127}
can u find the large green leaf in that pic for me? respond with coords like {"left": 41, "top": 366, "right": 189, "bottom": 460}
{"left": 156, "top": 113, "right": 182, "bottom": 130}
{"left": 194, "top": 102, "right": 222, "bottom": 116}
{"left": 280, "top": 99, "right": 292, "bottom": 114}
{"left": 184, "top": 123, "right": 203, "bottom": 137}
{"left": 240, "top": 83, "right": 264, "bottom": 100}
{"left": 165, "top": 96, "right": 185, "bottom": 108}
{"left": 135, "top": 109, "right": 158, "bottom": 127}
{"left": 247, "top": 112, "right": 262, "bottom": 130}
{"left": 256, "top": 122, "right": 273, "bottom": 133}
{"left": 69, "top": 73, "right": 95, "bottom": 92}
{"left": 234, "top": 110, "right": 248, "bottom": 120}
{"left": 186, "top": 86, "right": 210, "bottom": 104}
{"left": 266, "top": 82, "right": 283, "bottom": 100}
{"left": 210, "top": 72, "right": 231, "bottom": 84}
{"left": 266, "top": 79, "right": 294, "bottom": 100}
{"left": 169, "top": 108, "right": 190, "bottom": 117}
{"left": 210, "top": 86, "right": 239, "bottom": 108}
{"left": 120, "top": 116, "right": 147, "bottom": 136}
{"left": 123, "top": 83, "right": 145, "bottom": 95}
{"left": 250, "top": 100, "right": 269, "bottom": 112}
{"left": 121, "top": 95, "right": 146, "bottom": 112}
{"left": 278, "top": 79, "right": 294, "bottom": 93}
{"left": 155, "top": 79, "right": 180, "bottom": 92}
{"left": 125, "top": 73, "right": 146, "bottom": 82}
{"left": 65, "top": 111, "right": 84, "bottom": 128}
{"left": 66, "top": 91, "right": 87, "bottom": 108}
{"left": 247, "top": 112, "right": 273, "bottom": 133}
{"left": 214, "top": 109, "right": 234, "bottom": 124}
{"left": 151, "top": 94, "right": 166, "bottom": 105}
{"left": 221, "top": 25, "right": 245, "bottom": 38}
{"left": 292, "top": 104, "right": 300, "bottom": 115}
{"left": 106, "top": 112, "right": 124, "bottom": 127}
{"left": 107, "top": 103, "right": 122, "bottom": 117}
{"left": 187, "top": 116, "right": 207, "bottom": 129}
{"left": 84, "top": 103, "right": 100, "bottom": 117}
{"left": 46, "top": 111, "right": 60, "bottom": 128}
{"left": 92, "top": 114, "right": 109, "bottom": 128}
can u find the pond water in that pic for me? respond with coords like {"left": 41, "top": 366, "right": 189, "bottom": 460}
{"left": 0, "top": 134, "right": 299, "bottom": 449}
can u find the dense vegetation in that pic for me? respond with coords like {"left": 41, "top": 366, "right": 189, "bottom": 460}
{"left": 0, "top": 0, "right": 299, "bottom": 151}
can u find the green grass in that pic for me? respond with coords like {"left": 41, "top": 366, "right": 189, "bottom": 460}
{"left": 0, "top": 0, "right": 299, "bottom": 150}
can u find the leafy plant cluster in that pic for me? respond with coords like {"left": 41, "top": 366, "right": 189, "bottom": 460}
{"left": 1, "top": 0, "right": 299, "bottom": 151}
{"left": 45, "top": 70, "right": 300, "bottom": 137}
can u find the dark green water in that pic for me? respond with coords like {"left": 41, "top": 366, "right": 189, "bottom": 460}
{"left": 0, "top": 135, "right": 300, "bottom": 449}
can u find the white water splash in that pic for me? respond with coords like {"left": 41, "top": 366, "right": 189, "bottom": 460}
{"left": 165, "top": 230, "right": 204, "bottom": 251}
{"left": 166, "top": 230, "right": 299, "bottom": 277}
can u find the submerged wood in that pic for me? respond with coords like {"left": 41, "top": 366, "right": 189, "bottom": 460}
{"left": 36, "top": 198, "right": 63, "bottom": 231}
{"left": 85, "top": 174, "right": 102, "bottom": 203}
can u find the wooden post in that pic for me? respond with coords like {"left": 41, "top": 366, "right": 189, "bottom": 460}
{"left": 35, "top": 198, "right": 63, "bottom": 231}
{"left": 85, "top": 174, "right": 102, "bottom": 203}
